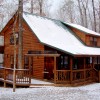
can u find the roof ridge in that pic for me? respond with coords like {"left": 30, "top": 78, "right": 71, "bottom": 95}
{"left": 23, "top": 11, "right": 61, "bottom": 23}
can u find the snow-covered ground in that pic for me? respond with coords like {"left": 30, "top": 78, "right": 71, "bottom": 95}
{"left": 0, "top": 83, "right": 100, "bottom": 100}
{"left": 31, "top": 79, "right": 53, "bottom": 85}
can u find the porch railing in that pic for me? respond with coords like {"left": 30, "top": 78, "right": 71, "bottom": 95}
{"left": 56, "top": 68, "right": 99, "bottom": 84}
{"left": 72, "top": 70, "right": 84, "bottom": 81}
{"left": 56, "top": 70, "right": 71, "bottom": 83}
{"left": 0, "top": 67, "right": 31, "bottom": 86}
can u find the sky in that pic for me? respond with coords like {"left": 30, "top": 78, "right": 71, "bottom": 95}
{"left": 49, "top": 0, "right": 64, "bottom": 14}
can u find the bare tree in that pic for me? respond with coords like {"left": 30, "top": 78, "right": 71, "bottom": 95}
{"left": 78, "top": 0, "right": 88, "bottom": 28}
{"left": 92, "top": 0, "right": 97, "bottom": 32}
{"left": 26, "top": 0, "right": 45, "bottom": 16}
{"left": 38, "top": 0, "right": 43, "bottom": 15}
{"left": 18, "top": 0, "right": 23, "bottom": 69}
{"left": 82, "top": 0, "right": 88, "bottom": 28}
{"left": 56, "top": 0, "right": 74, "bottom": 22}
{"left": 77, "top": 0, "right": 84, "bottom": 26}
{"left": 95, "top": 0, "right": 100, "bottom": 33}
{"left": 31, "top": 0, "right": 34, "bottom": 13}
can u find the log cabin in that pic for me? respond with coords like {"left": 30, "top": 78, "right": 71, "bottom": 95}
{"left": 0, "top": 12, "right": 100, "bottom": 86}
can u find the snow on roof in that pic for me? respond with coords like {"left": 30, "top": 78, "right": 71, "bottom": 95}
{"left": 65, "top": 23, "right": 100, "bottom": 36}
{"left": 0, "top": 36, "right": 4, "bottom": 46}
{"left": 23, "top": 12, "right": 100, "bottom": 56}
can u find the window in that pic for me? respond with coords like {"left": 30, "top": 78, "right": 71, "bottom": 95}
{"left": 10, "top": 55, "right": 14, "bottom": 68}
{"left": 10, "top": 32, "right": 18, "bottom": 45}
{"left": 24, "top": 56, "right": 33, "bottom": 69}
{"left": 98, "top": 57, "right": 100, "bottom": 64}
{"left": 94, "top": 37, "right": 97, "bottom": 46}
{"left": 94, "top": 57, "right": 97, "bottom": 64}
{"left": 73, "top": 58, "right": 78, "bottom": 69}
{"left": 60, "top": 55, "right": 69, "bottom": 69}
{"left": 90, "top": 37, "right": 97, "bottom": 47}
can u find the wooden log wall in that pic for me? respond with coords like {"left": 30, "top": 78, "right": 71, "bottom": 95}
{"left": 69, "top": 28, "right": 86, "bottom": 44}
{"left": 97, "top": 38, "right": 100, "bottom": 47}
{"left": 2, "top": 18, "right": 45, "bottom": 79}
{"left": 23, "top": 21, "right": 44, "bottom": 79}
{"left": 69, "top": 27, "right": 100, "bottom": 47}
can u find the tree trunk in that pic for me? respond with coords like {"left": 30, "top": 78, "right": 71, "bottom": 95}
{"left": 77, "top": 0, "right": 84, "bottom": 26}
{"left": 18, "top": 0, "right": 23, "bottom": 69}
{"left": 99, "top": 2, "right": 100, "bottom": 33}
{"left": 38, "top": 0, "right": 43, "bottom": 15}
{"left": 31, "top": 0, "right": 34, "bottom": 13}
{"left": 92, "top": 0, "right": 97, "bottom": 32}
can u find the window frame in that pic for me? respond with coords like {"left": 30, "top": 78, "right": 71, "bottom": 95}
{"left": 10, "top": 32, "right": 19, "bottom": 45}
{"left": 90, "top": 36, "right": 97, "bottom": 47}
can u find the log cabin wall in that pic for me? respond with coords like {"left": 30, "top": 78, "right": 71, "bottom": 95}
{"left": 69, "top": 27, "right": 86, "bottom": 44}
{"left": 22, "top": 20, "right": 44, "bottom": 79}
{"left": 97, "top": 38, "right": 100, "bottom": 47}
{"left": 69, "top": 27, "right": 100, "bottom": 47}
{"left": 85, "top": 35, "right": 91, "bottom": 46}
{"left": 3, "top": 21, "right": 19, "bottom": 68}
{"left": 2, "top": 18, "right": 45, "bottom": 79}
{"left": 86, "top": 35, "right": 100, "bottom": 47}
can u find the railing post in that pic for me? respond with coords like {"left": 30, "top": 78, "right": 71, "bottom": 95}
{"left": 29, "top": 56, "right": 31, "bottom": 85}
{"left": 13, "top": 68, "right": 16, "bottom": 92}
{"left": 4, "top": 68, "right": 6, "bottom": 87}
{"left": 70, "top": 57, "right": 73, "bottom": 84}
{"left": 54, "top": 56, "right": 56, "bottom": 84}
{"left": 99, "top": 71, "right": 100, "bottom": 83}
{"left": 84, "top": 57, "right": 86, "bottom": 83}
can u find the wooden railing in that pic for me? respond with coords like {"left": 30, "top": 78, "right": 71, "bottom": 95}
{"left": 72, "top": 70, "right": 84, "bottom": 81}
{"left": 56, "top": 68, "right": 99, "bottom": 84}
{"left": 0, "top": 67, "right": 4, "bottom": 80}
{"left": 56, "top": 70, "right": 71, "bottom": 83}
{"left": 16, "top": 69, "right": 31, "bottom": 84}
{"left": 0, "top": 67, "right": 31, "bottom": 86}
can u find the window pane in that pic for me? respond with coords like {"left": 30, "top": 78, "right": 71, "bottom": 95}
{"left": 94, "top": 57, "right": 97, "bottom": 64}
{"left": 98, "top": 57, "right": 100, "bottom": 64}
{"left": 94, "top": 37, "right": 97, "bottom": 41}
{"left": 90, "top": 37, "right": 93, "bottom": 41}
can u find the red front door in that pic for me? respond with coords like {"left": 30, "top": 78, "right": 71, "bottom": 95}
{"left": 44, "top": 57, "right": 54, "bottom": 80}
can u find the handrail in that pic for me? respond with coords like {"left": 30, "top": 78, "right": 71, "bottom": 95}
{"left": 93, "top": 67, "right": 98, "bottom": 72}
{"left": 0, "top": 67, "right": 30, "bottom": 71}
{"left": 56, "top": 70, "right": 71, "bottom": 72}
{"left": 0, "top": 67, "right": 31, "bottom": 86}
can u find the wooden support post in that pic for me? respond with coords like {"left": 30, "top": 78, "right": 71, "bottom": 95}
{"left": 70, "top": 57, "right": 73, "bottom": 84}
{"left": 4, "top": 68, "right": 6, "bottom": 88}
{"left": 92, "top": 57, "right": 95, "bottom": 81}
{"left": 99, "top": 71, "right": 100, "bottom": 83}
{"left": 13, "top": 69, "right": 16, "bottom": 92}
{"left": 54, "top": 56, "right": 56, "bottom": 84}
{"left": 29, "top": 56, "right": 31, "bottom": 84}
{"left": 84, "top": 57, "right": 86, "bottom": 84}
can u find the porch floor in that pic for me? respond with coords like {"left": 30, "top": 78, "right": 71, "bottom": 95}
{"left": 30, "top": 79, "right": 54, "bottom": 87}
{"left": 30, "top": 79, "right": 72, "bottom": 87}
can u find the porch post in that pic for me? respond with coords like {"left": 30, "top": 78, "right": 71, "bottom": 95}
{"left": 84, "top": 57, "right": 86, "bottom": 83}
{"left": 29, "top": 56, "right": 31, "bottom": 84}
{"left": 54, "top": 56, "right": 56, "bottom": 84}
{"left": 4, "top": 68, "right": 6, "bottom": 87}
{"left": 99, "top": 71, "right": 100, "bottom": 83}
{"left": 70, "top": 57, "right": 73, "bottom": 84}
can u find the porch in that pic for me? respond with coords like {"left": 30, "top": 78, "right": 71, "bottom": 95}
{"left": 0, "top": 52, "right": 100, "bottom": 87}
{"left": 0, "top": 67, "right": 100, "bottom": 87}
{"left": 0, "top": 67, "right": 31, "bottom": 87}
{"left": 25, "top": 52, "right": 100, "bottom": 86}
{"left": 55, "top": 56, "right": 100, "bottom": 85}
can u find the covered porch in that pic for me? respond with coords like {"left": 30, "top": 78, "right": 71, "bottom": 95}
{"left": 0, "top": 53, "right": 100, "bottom": 87}
{"left": 56, "top": 56, "right": 100, "bottom": 85}
{"left": 25, "top": 51, "right": 100, "bottom": 86}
